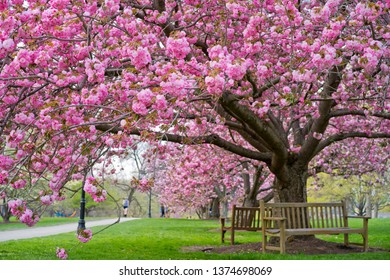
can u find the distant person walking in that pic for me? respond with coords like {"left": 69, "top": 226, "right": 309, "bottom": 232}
{"left": 123, "top": 199, "right": 129, "bottom": 217}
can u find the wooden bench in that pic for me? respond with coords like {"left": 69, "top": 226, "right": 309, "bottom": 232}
{"left": 260, "top": 200, "right": 370, "bottom": 254}
{"left": 221, "top": 205, "right": 261, "bottom": 244}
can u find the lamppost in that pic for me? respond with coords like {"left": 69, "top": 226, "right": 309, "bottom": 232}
{"left": 77, "top": 183, "right": 86, "bottom": 232}
{"left": 148, "top": 188, "right": 152, "bottom": 218}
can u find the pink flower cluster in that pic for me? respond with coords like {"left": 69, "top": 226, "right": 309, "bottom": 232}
{"left": 56, "top": 247, "right": 68, "bottom": 260}
{"left": 77, "top": 228, "right": 93, "bottom": 243}
{"left": 166, "top": 32, "right": 191, "bottom": 59}
{"left": 11, "top": 179, "right": 26, "bottom": 189}
{"left": 0, "top": 155, "right": 14, "bottom": 170}
{"left": 0, "top": 171, "right": 8, "bottom": 184}
{"left": 130, "top": 47, "right": 151, "bottom": 70}
{"left": 84, "top": 177, "right": 107, "bottom": 202}
{"left": 253, "top": 100, "right": 271, "bottom": 118}
{"left": 8, "top": 199, "right": 24, "bottom": 217}
{"left": 8, "top": 199, "right": 40, "bottom": 227}
{"left": 131, "top": 177, "right": 153, "bottom": 192}
{"left": 19, "top": 208, "right": 40, "bottom": 227}
{"left": 205, "top": 74, "right": 225, "bottom": 96}
{"left": 0, "top": 38, "right": 15, "bottom": 52}
{"left": 40, "top": 194, "right": 55, "bottom": 205}
{"left": 132, "top": 101, "right": 148, "bottom": 116}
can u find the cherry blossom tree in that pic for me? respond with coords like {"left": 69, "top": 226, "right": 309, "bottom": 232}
{"left": 150, "top": 144, "right": 243, "bottom": 218}
{"left": 1, "top": 0, "right": 389, "bottom": 230}
{"left": 309, "top": 137, "right": 389, "bottom": 216}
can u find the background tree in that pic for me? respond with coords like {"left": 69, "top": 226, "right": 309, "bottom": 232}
{"left": 150, "top": 143, "right": 275, "bottom": 217}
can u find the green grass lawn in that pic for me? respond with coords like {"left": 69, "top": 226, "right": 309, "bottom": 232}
{"left": 0, "top": 218, "right": 389, "bottom": 260}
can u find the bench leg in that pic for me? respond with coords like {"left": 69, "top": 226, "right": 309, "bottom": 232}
{"left": 344, "top": 233, "right": 349, "bottom": 247}
{"left": 279, "top": 221, "right": 286, "bottom": 254}
{"left": 363, "top": 218, "right": 369, "bottom": 252}
{"left": 231, "top": 229, "right": 235, "bottom": 245}
{"left": 362, "top": 234, "right": 368, "bottom": 252}
{"left": 280, "top": 234, "right": 286, "bottom": 254}
{"left": 262, "top": 235, "right": 267, "bottom": 253}
{"left": 280, "top": 238, "right": 286, "bottom": 254}
{"left": 221, "top": 230, "right": 225, "bottom": 243}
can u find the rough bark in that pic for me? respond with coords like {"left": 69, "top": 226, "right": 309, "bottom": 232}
{"left": 1, "top": 202, "right": 11, "bottom": 223}
{"left": 273, "top": 164, "right": 309, "bottom": 203}
{"left": 210, "top": 197, "right": 220, "bottom": 219}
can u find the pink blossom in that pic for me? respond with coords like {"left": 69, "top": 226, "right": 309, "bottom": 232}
{"left": 225, "top": 63, "right": 247, "bottom": 81}
{"left": 131, "top": 177, "right": 153, "bottom": 192}
{"left": 19, "top": 208, "right": 40, "bottom": 227}
{"left": 84, "top": 177, "right": 107, "bottom": 202}
{"left": 0, "top": 155, "right": 14, "bottom": 170}
{"left": 132, "top": 101, "right": 148, "bottom": 116}
{"left": 289, "top": 146, "right": 302, "bottom": 153}
{"left": 9, "top": 205, "right": 25, "bottom": 220}
{"left": 91, "top": 189, "right": 107, "bottom": 202}
{"left": 40, "top": 195, "right": 54, "bottom": 205}
{"left": 120, "top": 119, "right": 127, "bottom": 127}
{"left": 77, "top": 229, "right": 93, "bottom": 243}
{"left": 11, "top": 0, "right": 24, "bottom": 5}
{"left": 2, "top": 39, "right": 15, "bottom": 51}
{"left": 105, "top": 137, "right": 114, "bottom": 146}
{"left": 131, "top": 47, "right": 151, "bottom": 70}
{"left": 11, "top": 179, "right": 27, "bottom": 189}
{"left": 205, "top": 75, "right": 225, "bottom": 96}
{"left": 137, "top": 89, "right": 153, "bottom": 106}
{"left": 56, "top": 247, "right": 68, "bottom": 260}
{"left": 84, "top": 177, "right": 98, "bottom": 195}
{"left": 153, "top": 95, "right": 167, "bottom": 110}
{"left": 166, "top": 34, "right": 191, "bottom": 59}
{"left": 51, "top": 0, "right": 69, "bottom": 10}
{"left": 313, "top": 132, "right": 323, "bottom": 140}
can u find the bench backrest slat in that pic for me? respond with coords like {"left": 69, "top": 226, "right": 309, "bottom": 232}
{"left": 261, "top": 201, "right": 347, "bottom": 230}
{"left": 232, "top": 206, "right": 261, "bottom": 230}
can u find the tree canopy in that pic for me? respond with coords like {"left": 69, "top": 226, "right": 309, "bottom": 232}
{"left": 1, "top": 0, "right": 389, "bottom": 228}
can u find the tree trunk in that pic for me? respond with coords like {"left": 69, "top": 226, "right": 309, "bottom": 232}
{"left": 243, "top": 197, "right": 259, "bottom": 207}
{"left": 220, "top": 198, "right": 229, "bottom": 219}
{"left": 1, "top": 213, "right": 11, "bottom": 223}
{"left": 373, "top": 203, "right": 379, "bottom": 218}
{"left": 272, "top": 165, "right": 314, "bottom": 241}
{"left": 1, "top": 203, "right": 11, "bottom": 223}
{"left": 210, "top": 197, "right": 220, "bottom": 219}
{"left": 273, "top": 166, "right": 309, "bottom": 203}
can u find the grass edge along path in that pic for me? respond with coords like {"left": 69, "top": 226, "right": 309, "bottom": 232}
{"left": 0, "top": 216, "right": 110, "bottom": 231}
{"left": 0, "top": 218, "right": 389, "bottom": 260}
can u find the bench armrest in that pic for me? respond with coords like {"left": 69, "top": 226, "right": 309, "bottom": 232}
{"left": 347, "top": 216, "right": 371, "bottom": 219}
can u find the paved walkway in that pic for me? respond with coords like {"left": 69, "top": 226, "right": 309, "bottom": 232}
{"left": 0, "top": 218, "right": 138, "bottom": 242}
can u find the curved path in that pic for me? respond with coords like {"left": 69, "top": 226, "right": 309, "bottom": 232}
{"left": 0, "top": 217, "right": 138, "bottom": 242}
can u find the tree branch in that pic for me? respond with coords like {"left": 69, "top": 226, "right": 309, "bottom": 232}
{"left": 330, "top": 109, "right": 390, "bottom": 119}
{"left": 219, "top": 91, "right": 288, "bottom": 177}
{"left": 95, "top": 124, "right": 272, "bottom": 162}
{"left": 299, "top": 63, "right": 346, "bottom": 164}
{"left": 315, "top": 132, "right": 390, "bottom": 156}
{"left": 253, "top": 77, "right": 281, "bottom": 99}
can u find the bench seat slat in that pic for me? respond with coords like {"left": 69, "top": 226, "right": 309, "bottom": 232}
{"left": 282, "top": 227, "right": 365, "bottom": 235}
